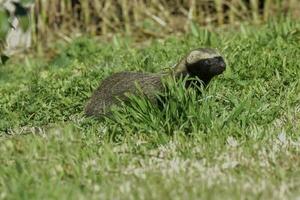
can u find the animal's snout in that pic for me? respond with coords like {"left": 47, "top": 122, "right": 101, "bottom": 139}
{"left": 219, "top": 61, "right": 226, "bottom": 70}
{"left": 215, "top": 57, "right": 226, "bottom": 68}
{"left": 209, "top": 57, "right": 226, "bottom": 75}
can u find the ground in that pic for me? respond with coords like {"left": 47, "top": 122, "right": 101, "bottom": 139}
{"left": 0, "top": 19, "right": 300, "bottom": 199}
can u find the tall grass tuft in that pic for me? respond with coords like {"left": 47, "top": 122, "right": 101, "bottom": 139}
{"left": 105, "top": 76, "right": 219, "bottom": 137}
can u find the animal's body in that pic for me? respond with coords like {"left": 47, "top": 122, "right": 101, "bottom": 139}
{"left": 85, "top": 72, "right": 164, "bottom": 116}
{"left": 85, "top": 48, "right": 226, "bottom": 117}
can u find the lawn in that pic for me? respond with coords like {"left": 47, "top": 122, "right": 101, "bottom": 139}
{"left": 0, "top": 19, "right": 300, "bottom": 200}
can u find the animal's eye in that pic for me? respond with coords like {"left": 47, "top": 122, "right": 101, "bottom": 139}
{"left": 204, "top": 60, "right": 210, "bottom": 65}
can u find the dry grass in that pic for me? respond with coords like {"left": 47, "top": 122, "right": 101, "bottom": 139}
{"left": 32, "top": 0, "right": 299, "bottom": 46}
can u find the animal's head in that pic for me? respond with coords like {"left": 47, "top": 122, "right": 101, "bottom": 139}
{"left": 175, "top": 48, "right": 226, "bottom": 85}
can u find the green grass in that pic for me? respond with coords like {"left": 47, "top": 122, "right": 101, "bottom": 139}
{"left": 1, "top": 19, "right": 300, "bottom": 199}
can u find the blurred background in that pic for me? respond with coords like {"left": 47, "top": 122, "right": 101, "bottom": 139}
{"left": 0, "top": 0, "right": 299, "bottom": 59}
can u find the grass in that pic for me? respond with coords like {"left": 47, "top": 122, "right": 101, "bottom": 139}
{"left": 1, "top": 18, "right": 300, "bottom": 199}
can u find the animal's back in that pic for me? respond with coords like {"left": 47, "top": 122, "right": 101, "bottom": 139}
{"left": 85, "top": 71, "right": 164, "bottom": 117}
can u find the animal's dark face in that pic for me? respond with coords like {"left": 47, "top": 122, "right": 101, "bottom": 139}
{"left": 185, "top": 49, "right": 226, "bottom": 84}
{"left": 191, "top": 56, "right": 226, "bottom": 75}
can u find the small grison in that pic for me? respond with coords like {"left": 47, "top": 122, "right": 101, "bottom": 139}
{"left": 85, "top": 48, "right": 226, "bottom": 117}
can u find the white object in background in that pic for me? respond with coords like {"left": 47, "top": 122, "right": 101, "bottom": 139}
{"left": 3, "top": 0, "right": 32, "bottom": 56}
